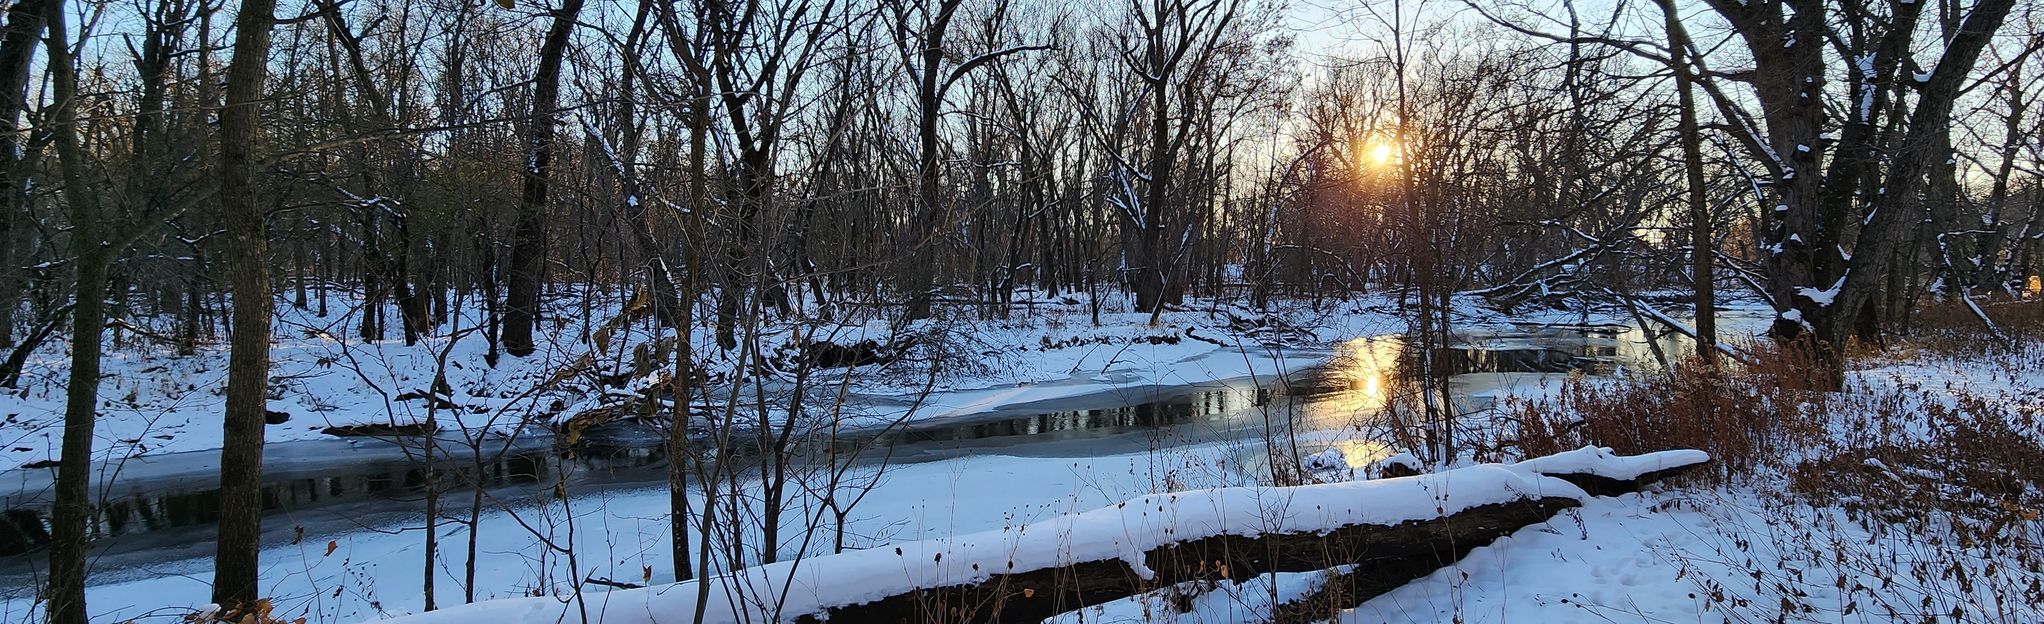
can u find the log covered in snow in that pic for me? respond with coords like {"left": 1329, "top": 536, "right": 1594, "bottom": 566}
{"left": 810, "top": 495, "right": 1578, "bottom": 624}
{"left": 1268, "top": 447, "right": 1710, "bottom": 623}
{"left": 1512, "top": 446, "right": 1712, "bottom": 496}
{"left": 377, "top": 449, "right": 1709, "bottom": 624}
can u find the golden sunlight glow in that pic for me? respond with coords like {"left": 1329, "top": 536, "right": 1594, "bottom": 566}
{"left": 1363, "top": 137, "right": 1400, "bottom": 169}
{"left": 1331, "top": 439, "right": 1393, "bottom": 469}
{"left": 1297, "top": 337, "right": 1403, "bottom": 430}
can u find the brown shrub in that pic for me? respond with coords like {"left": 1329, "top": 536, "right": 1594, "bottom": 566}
{"left": 1735, "top": 392, "right": 2044, "bottom": 622}
{"left": 1791, "top": 393, "right": 2044, "bottom": 528}
{"left": 1912, "top": 297, "right": 2044, "bottom": 357}
{"left": 1916, "top": 296, "right": 2044, "bottom": 332}
{"left": 1505, "top": 340, "right": 1828, "bottom": 483}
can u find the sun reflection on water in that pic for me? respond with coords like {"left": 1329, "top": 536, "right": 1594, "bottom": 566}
{"left": 1291, "top": 336, "right": 1406, "bottom": 431}
{"left": 1330, "top": 439, "right": 1393, "bottom": 468}
{"left": 1270, "top": 313, "right": 1775, "bottom": 477}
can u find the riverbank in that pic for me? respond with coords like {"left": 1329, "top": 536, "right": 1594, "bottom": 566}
{"left": 6, "top": 286, "right": 1765, "bottom": 478}
{"left": 3, "top": 291, "right": 1436, "bottom": 475}
{"left": 0, "top": 405, "right": 1385, "bottom": 621}
{"left": 1337, "top": 334, "right": 2044, "bottom": 623}
{"left": 2, "top": 288, "right": 1808, "bottom": 623}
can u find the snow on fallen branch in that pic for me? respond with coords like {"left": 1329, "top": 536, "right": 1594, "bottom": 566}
{"left": 1961, "top": 294, "right": 2010, "bottom": 344}
{"left": 1608, "top": 288, "right": 1753, "bottom": 365}
{"left": 378, "top": 450, "right": 1709, "bottom": 624}
{"left": 1260, "top": 447, "right": 1712, "bottom": 623}
{"left": 1513, "top": 446, "right": 1713, "bottom": 496}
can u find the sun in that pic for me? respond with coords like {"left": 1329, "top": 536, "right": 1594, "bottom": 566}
{"left": 1364, "top": 137, "right": 1400, "bottom": 168}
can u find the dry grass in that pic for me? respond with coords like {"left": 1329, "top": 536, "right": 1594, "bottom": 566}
{"left": 1911, "top": 296, "right": 2044, "bottom": 357}
{"left": 1493, "top": 319, "right": 2044, "bottom": 622}
{"left": 1675, "top": 387, "right": 2044, "bottom": 623}
{"left": 182, "top": 599, "right": 306, "bottom": 624}
{"left": 1915, "top": 296, "right": 2044, "bottom": 333}
{"left": 1501, "top": 341, "right": 1830, "bottom": 483}
{"left": 1790, "top": 394, "right": 2044, "bottom": 528}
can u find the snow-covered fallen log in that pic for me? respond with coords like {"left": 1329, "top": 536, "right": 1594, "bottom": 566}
{"left": 1267, "top": 447, "right": 1710, "bottom": 623}
{"left": 377, "top": 450, "right": 1708, "bottom": 624}
{"left": 1513, "top": 446, "right": 1712, "bottom": 496}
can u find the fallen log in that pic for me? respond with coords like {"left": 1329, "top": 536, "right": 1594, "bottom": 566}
{"left": 1512, "top": 446, "right": 1711, "bottom": 496}
{"left": 811, "top": 496, "right": 1580, "bottom": 624}
{"left": 380, "top": 450, "right": 1709, "bottom": 624}
{"left": 1268, "top": 447, "right": 1711, "bottom": 623}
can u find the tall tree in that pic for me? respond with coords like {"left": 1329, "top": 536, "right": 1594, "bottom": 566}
{"left": 1693, "top": 0, "right": 2019, "bottom": 386}
{"left": 1656, "top": 0, "right": 1715, "bottom": 363}
{"left": 0, "top": 0, "right": 49, "bottom": 350}
{"left": 699, "top": 0, "right": 843, "bottom": 349}
{"left": 890, "top": 0, "right": 1045, "bottom": 319}
{"left": 1114, "top": 0, "right": 1247, "bottom": 315}
{"left": 212, "top": 0, "right": 280, "bottom": 610}
{"left": 42, "top": 1, "right": 102, "bottom": 621}
{"left": 501, "top": 0, "right": 589, "bottom": 357}
{"left": 650, "top": 0, "right": 710, "bottom": 581}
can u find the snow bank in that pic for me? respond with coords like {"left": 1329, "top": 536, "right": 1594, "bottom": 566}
{"left": 378, "top": 465, "right": 1589, "bottom": 624}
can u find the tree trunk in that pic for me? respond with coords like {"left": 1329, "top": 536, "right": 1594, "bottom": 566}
{"left": 501, "top": 0, "right": 588, "bottom": 357}
{"left": 813, "top": 454, "right": 1702, "bottom": 624}
{"left": 212, "top": 0, "right": 278, "bottom": 610}
{"left": 672, "top": 41, "right": 709, "bottom": 583}
{"left": 1657, "top": 0, "right": 1714, "bottom": 363}
{"left": 808, "top": 495, "right": 1578, "bottom": 624}
{"left": 1136, "top": 28, "right": 1172, "bottom": 315}
{"left": 0, "top": 0, "right": 48, "bottom": 350}
{"left": 42, "top": 3, "right": 102, "bottom": 622}
{"left": 902, "top": 1, "right": 960, "bottom": 320}
{"left": 45, "top": 261, "right": 102, "bottom": 624}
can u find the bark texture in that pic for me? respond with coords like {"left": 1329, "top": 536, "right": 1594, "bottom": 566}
{"left": 42, "top": 3, "right": 99, "bottom": 622}
{"left": 501, "top": 0, "right": 589, "bottom": 357}
{"left": 212, "top": 0, "right": 279, "bottom": 609}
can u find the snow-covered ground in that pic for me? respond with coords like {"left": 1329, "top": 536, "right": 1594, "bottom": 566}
{"left": 28, "top": 289, "right": 2011, "bottom": 624}
{"left": 373, "top": 448, "right": 1705, "bottom": 624}
{"left": 0, "top": 418, "right": 1707, "bottom": 623}
{"left": 1341, "top": 345, "right": 2044, "bottom": 624}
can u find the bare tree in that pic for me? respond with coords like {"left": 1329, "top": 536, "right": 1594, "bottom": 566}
{"left": 0, "top": 0, "right": 48, "bottom": 352}
{"left": 1656, "top": 0, "right": 1716, "bottom": 363}
{"left": 501, "top": 0, "right": 589, "bottom": 357}
{"left": 889, "top": 0, "right": 1047, "bottom": 319}
{"left": 41, "top": 1, "right": 103, "bottom": 620}
{"left": 212, "top": 0, "right": 281, "bottom": 611}
{"left": 1691, "top": 0, "right": 2019, "bottom": 386}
